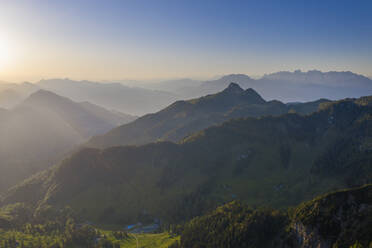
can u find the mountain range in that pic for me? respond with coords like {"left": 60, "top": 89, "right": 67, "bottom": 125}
{"left": 0, "top": 83, "right": 327, "bottom": 194}
{"left": 1, "top": 70, "right": 371, "bottom": 116}
{"left": 0, "top": 77, "right": 371, "bottom": 246}
{"left": 2, "top": 94, "right": 371, "bottom": 227}
{"left": 0, "top": 90, "right": 136, "bottom": 192}
{"left": 0, "top": 79, "right": 178, "bottom": 116}
{"left": 37, "top": 79, "right": 179, "bottom": 116}
{"left": 0, "top": 82, "right": 39, "bottom": 109}
{"left": 188, "top": 70, "right": 372, "bottom": 102}
{"left": 87, "top": 83, "right": 329, "bottom": 148}
{"left": 122, "top": 70, "right": 372, "bottom": 103}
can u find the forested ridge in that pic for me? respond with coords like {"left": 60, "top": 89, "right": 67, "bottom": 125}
{"left": 88, "top": 83, "right": 327, "bottom": 148}
{"left": 1, "top": 87, "right": 372, "bottom": 247}
{"left": 172, "top": 185, "right": 372, "bottom": 248}
{"left": 2, "top": 96, "right": 372, "bottom": 226}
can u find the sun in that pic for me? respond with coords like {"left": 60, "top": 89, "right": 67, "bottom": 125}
{"left": 0, "top": 36, "right": 12, "bottom": 69}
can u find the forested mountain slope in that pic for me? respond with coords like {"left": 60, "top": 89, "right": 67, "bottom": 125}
{"left": 175, "top": 184, "right": 372, "bottom": 248}
{"left": 2, "top": 96, "right": 371, "bottom": 227}
{"left": 88, "top": 83, "right": 327, "bottom": 148}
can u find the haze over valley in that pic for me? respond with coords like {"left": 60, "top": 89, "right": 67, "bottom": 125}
{"left": 0, "top": 1, "right": 371, "bottom": 247}
{"left": 1, "top": 69, "right": 372, "bottom": 115}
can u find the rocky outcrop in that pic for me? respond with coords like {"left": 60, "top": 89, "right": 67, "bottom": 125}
{"left": 289, "top": 185, "right": 372, "bottom": 248}
{"left": 291, "top": 222, "right": 332, "bottom": 248}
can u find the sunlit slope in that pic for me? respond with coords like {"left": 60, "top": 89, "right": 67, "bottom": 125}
{"left": 0, "top": 90, "right": 135, "bottom": 192}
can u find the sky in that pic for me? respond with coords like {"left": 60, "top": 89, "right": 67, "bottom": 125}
{"left": 0, "top": 0, "right": 371, "bottom": 82}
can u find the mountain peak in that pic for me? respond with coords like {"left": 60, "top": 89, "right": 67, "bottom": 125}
{"left": 23, "top": 89, "right": 72, "bottom": 107}
{"left": 223, "top": 82, "right": 244, "bottom": 94}
{"left": 34, "top": 89, "right": 55, "bottom": 94}
{"left": 216, "top": 83, "right": 265, "bottom": 104}
{"left": 29, "top": 89, "right": 61, "bottom": 99}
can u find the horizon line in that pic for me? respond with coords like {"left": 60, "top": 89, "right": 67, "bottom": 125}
{"left": 1, "top": 69, "right": 371, "bottom": 85}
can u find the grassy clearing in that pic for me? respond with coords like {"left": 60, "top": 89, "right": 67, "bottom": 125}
{"left": 115, "top": 233, "right": 179, "bottom": 248}
{"left": 0, "top": 229, "right": 179, "bottom": 248}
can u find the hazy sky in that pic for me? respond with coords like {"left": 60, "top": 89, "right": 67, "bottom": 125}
{"left": 1, "top": 0, "right": 371, "bottom": 82}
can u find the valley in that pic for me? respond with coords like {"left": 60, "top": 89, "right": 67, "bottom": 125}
{"left": 2, "top": 88, "right": 372, "bottom": 224}
{"left": 0, "top": 79, "right": 371, "bottom": 247}
{"left": 1, "top": 1, "right": 372, "bottom": 246}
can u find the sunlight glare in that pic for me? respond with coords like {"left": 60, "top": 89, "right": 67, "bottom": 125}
{"left": 0, "top": 34, "right": 12, "bottom": 69}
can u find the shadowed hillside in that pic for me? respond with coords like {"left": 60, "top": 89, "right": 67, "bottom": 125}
{"left": 174, "top": 184, "right": 372, "bottom": 248}
{"left": 2, "top": 96, "right": 371, "bottom": 227}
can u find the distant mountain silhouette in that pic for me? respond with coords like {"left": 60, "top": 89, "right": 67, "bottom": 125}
{"left": 0, "top": 90, "right": 136, "bottom": 192}
{"left": 0, "top": 79, "right": 178, "bottom": 115}
{"left": 263, "top": 70, "right": 371, "bottom": 87}
{"left": 24, "top": 90, "right": 136, "bottom": 137}
{"left": 0, "top": 82, "right": 39, "bottom": 109}
{"left": 88, "top": 83, "right": 325, "bottom": 148}
{"left": 125, "top": 78, "right": 203, "bottom": 98}
{"left": 1, "top": 70, "right": 369, "bottom": 114}
{"left": 166, "top": 71, "right": 372, "bottom": 102}
{"left": 37, "top": 78, "right": 178, "bottom": 115}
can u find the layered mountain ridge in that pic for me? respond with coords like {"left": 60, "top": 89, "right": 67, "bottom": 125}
{"left": 87, "top": 83, "right": 325, "bottom": 148}
{"left": 0, "top": 90, "right": 136, "bottom": 192}
{"left": 2, "top": 95, "right": 371, "bottom": 226}
{"left": 1, "top": 70, "right": 371, "bottom": 115}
